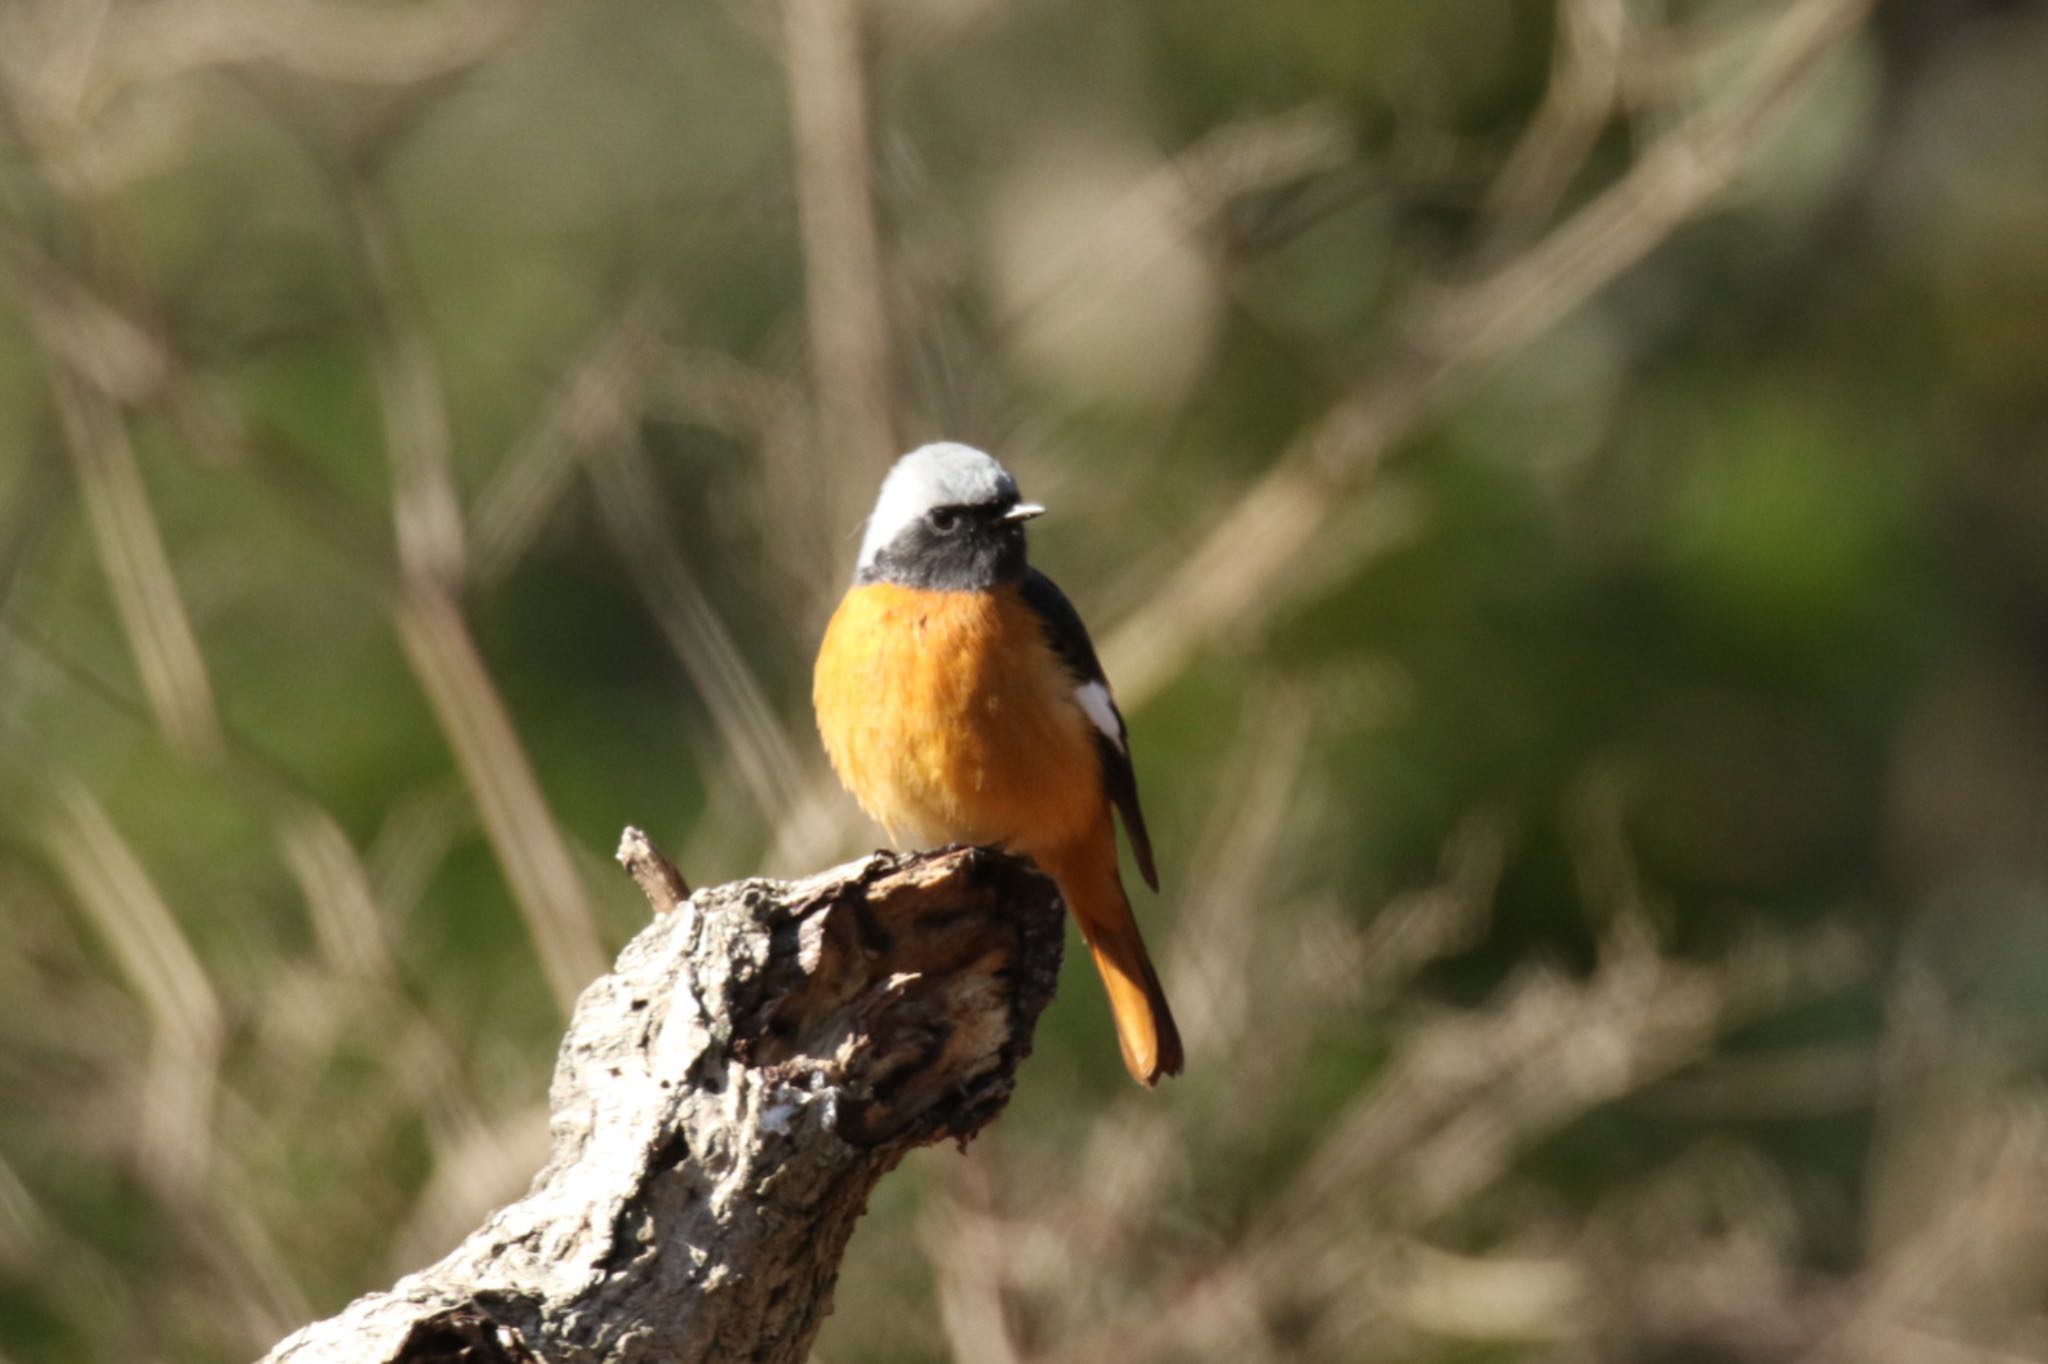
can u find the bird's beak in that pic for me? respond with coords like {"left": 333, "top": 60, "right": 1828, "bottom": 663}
{"left": 1004, "top": 502, "right": 1047, "bottom": 522}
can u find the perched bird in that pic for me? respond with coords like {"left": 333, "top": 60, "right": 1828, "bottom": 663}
{"left": 813, "top": 442, "right": 1183, "bottom": 1085}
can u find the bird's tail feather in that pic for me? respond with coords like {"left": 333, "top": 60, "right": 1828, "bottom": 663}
{"left": 1048, "top": 848, "right": 1182, "bottom": 1085}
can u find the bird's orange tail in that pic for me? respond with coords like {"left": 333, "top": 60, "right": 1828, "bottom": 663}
{"left": 1043, "top": 844, "right": 1182, "bottom": 1086}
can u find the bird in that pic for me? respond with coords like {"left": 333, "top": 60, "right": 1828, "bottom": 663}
{"left": 813, "top": 442, "right": 1183, "bottom": 1085}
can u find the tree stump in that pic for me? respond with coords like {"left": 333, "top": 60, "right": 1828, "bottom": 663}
{"left": 260, "top": 832, "right": 1065, "bottom": 1364}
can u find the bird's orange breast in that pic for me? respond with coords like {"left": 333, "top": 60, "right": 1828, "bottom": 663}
{"left": 813, "top": 581, "right": 1104, "bottom": 857}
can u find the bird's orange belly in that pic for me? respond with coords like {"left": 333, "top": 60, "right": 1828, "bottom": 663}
{"left": 813, "top": 581, "right": 1103, "bottom": 856}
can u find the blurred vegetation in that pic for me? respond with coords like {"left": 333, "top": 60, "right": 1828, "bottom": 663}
{"left": 5, "top": 0, "right": 2048, "bottom": 1361}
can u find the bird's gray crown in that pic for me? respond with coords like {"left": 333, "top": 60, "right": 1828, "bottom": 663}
{"left": 856, "top": 442, "right": 1023, "bottom": 571}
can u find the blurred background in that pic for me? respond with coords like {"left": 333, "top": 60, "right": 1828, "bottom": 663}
{"left": 5, "top": 0, "right": 2048, "bottom": 1359}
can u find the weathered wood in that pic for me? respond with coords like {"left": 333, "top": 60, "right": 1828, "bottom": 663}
{"left": 260, "top": 834, "right": 1064, "bottom": 1364}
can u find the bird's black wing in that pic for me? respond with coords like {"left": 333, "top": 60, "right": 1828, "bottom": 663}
{"left": 1018, "top": 568, "right": 1159, "bottom": 891}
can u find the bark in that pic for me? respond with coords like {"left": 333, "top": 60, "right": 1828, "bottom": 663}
{"left": 260, "top": 831, "right": 1065, "bottom": 1364}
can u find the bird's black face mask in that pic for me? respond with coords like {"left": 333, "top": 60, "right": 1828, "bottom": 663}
{"left": 858, "top": 500, "right": 1031, "bottom": 591}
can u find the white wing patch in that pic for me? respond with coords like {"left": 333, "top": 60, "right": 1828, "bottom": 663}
{"left": 1075, "top": 680, "right": 1126, "bottom": 752}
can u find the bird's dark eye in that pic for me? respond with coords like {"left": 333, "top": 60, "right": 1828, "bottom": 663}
{"left": 929, "top": 508, "right": 960, "bottom": 532}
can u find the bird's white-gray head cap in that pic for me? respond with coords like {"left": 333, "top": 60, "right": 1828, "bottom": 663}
{"left": 856, "top": 442, "right": 1038, "bottom": 571}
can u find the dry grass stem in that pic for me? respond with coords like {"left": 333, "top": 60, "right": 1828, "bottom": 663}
{"left": 345, "top": 169, "right": 468, "bottom": 592}
{"left": 1480, "top": 0, "right": 1633, "bottom": 253}
{"left": 275, "top": 804, "right": 398, "bottom": 983}
{"left": 784, "top": 0, "right": 898, "bottom": 521}
{"left": 40, "top": 362, "right": 222, "bottom": 758}
{"left": 65, "top": 0, "right": 535, "bottom": 102}
{"left": 394, "top": 586, "right": 607, "bottom": 1014}
{"left": 40, "top": 780, "right": 224, "bottom": 1200}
